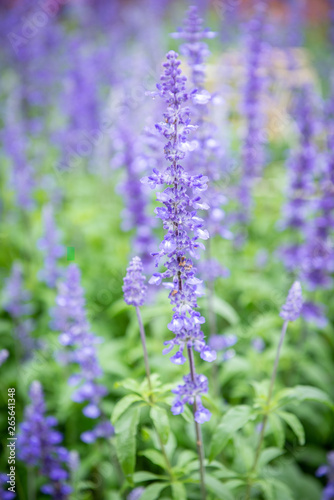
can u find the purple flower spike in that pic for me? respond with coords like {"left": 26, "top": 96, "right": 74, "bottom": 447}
{"left": 123, "top": 257, "right": 147, "bottom": 307}
{"left": 0, "top": 473, "right": 15, "bottom": 500}
{"left": 52, "top": 264, "right": 113, "bottom": 443}
{"left": 37, "top": 205, "right": 65, "bottom": 288}
{"left": 316, "top": 451, "right": 334, "bottom": 500}
{"left": 280, "top": 281, "right": 303, "bottom": 322}
{"left": 171, "top": 373, "right": 211, "bottom": 423}
{"left": 17, "top": 381, "right": 71, "bottom": 499}
{"left": 144, "top": 49, "right": 215, "bottom": 422}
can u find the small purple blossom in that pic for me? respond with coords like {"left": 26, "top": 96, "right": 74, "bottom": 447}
{"left": 0, "top": 349, "right": 9, "bottom": 367}
{"left": 37, "top": 205, "right": 65, "bottom": 288}
{"left": 171, "top": 373, "right": 211, "bottom": 424}
{"left": 316, "top": 451, "right": 334, "bottom": 500}
{"left": 0, "top": 473, "right": 15, "bottom": 500}
{"left": 209, "top": 334, "right": 237, "bottom": 352}
{"left": 123, "top": 257, "right": 147, "bottom": 307}
{"left": 280, "top": 281, "right": 303, "bottom": 322}
{"left": 52, "top": 264, "right": 114, "bottom": 442}
{"left": 17, "top": 381, "right": 72, "bottom": 499}
{"left": 252, "top": 337, "right": 265, "bottom": 352}
{"left": 127, "top": 487, "right": 145, "bottom": 500}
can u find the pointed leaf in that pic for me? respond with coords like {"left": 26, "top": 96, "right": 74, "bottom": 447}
{"left": 258, "top": 447, "right": 284, "bottom": 469}
{"left": 171, "top": 482, "right": 187, "bottom": 500}
{"left": 115, "top": 406, "right": 140, "bottom": 480}
{"left": 139, "top": 482, "right": 168, "bottom": 500}
{"left": 268, "top": 413, "right": 285, "bottom": 448}
{"left": 278, "top": 411, "right": 305, "bottom": 445}
{"left": 277, "top": 385, "right": 334, "bottom": 410}
{"left": 205, "top": 475, "right": 234, "bottom": 500}
{"left": 139, "top": 449, "right": 166, "bottom": 470}
{"left": 112, "top": 394, "right": 142, "bottom": 424}
{"left": 209, "top": 405, "right": 255, "bottom": 461}
{"left": 150, "top": 406, "right": 170, "bottom": 445}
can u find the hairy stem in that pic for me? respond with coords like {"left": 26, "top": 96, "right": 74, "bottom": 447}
{"left": 187, "top": 346, "right": 206, "bottom": 500}
{"left": 135, "top": 306, "right": 152, "bottom": 394}
{"left": 246, "top": 320, "right": 289, "bottom": 499}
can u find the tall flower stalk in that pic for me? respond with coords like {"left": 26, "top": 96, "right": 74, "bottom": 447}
{"left": 17, "top": 381, "right": 72, "bottom": 499}
{"left": 51, "top": 264, "right": 114, "bottom": 443}
{"left": 143, "top": 50, "right": 217, "bottom": 500}
{"left": 172, "top": 6, "right": 232, "bottom": 338}
{"left": 246, "top": 281, "right": 303, "bottom": 498}
{"left": 236, "top": 0, "right": 268, "bottom": 228}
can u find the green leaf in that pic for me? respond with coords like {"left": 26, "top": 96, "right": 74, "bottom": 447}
{"left": 205, "top": 475, "right": 234, "bottom": 500}
{"left": 150, "top": 406, "right": 170, "bottom": 445}
{"left": 115, "top": 378, "right": 141, "bottom": 394}
{"left": 112, "top": 394, "right": 142, "bottom": 424}
{"left": 209, "top": 405, "right": 255, "bottom": 461}
{"left": 257, "top": 479, "right": 275, "bottom": 500}
{"left": 212, "top": 296, "right": 240, "bottom": 325}
{"left": 278, "top": 411, "right": 305, "bottom": 445}
{"left": 133, "top": 472, "right": 163, "bottom": 483}
{"left": 268, "top": 413, "right": 285, "bottom": 448}
{"left": 139, "top": 482, "right": 168, "bottom": 500}
{"left": 115, "top": 406, "right": 140, "bottom": 480}
{"left": 171, "top": 482, "right": 187, "bottom": 500}
{"left": 277, "top": 385, "right": 334, "bottom": 410}
{"left": 139, "top": 449, "right": 167, "bottom": 470}
{"left": 258, "top": 447, "right": 284, "bottom": 469}
{"left": 268, "top": 478, "right": 294, "bottom": 500}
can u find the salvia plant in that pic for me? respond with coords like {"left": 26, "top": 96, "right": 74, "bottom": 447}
{"left": 0, "top": 2, "right": 333, "bottom": 500}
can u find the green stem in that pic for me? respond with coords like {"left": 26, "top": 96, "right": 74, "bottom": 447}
{"left": 246, "top": 320, "right": 289, "bottom": 499}
{"left": 187, "top": 346, "right": 206, "bottom": 500}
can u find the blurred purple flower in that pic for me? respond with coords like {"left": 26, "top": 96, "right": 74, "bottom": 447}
{"left": 2, "top": 263, "right": 37, "bottom": 359}
{"left": 301, "top": 301, "right": 328, "bottom": 328}
{"left": 280, "top": 281, "right": 303, "bottom": 322}
{"left": 17, "top": 381, "right": 72, "bottom": 499}
{"left": 52, "top": 264, "right": 114, "bottom": 442}
{"left": 123, "top": 257, "right": 147, "bottom": 307}
{"left": 0, "top": 349, "right": 9, "bottom": 367}
{"left": 37, "top": 205, "right": 65, "bottom": 288}
{"left": 316, "top": 451, "right": 334, "bottom": 500}
{"left": 0, "top": 473, "right": 15, "bottom": 500}
{"left": 236, "top": 0, "right": 268, "bottom": 224}
{"left": 127, "top": 487, "right": 145, "bottom": 500}
{"left": 209, "top": 333, "right": 237, "bottom": 351}
{"left": 252, "top": 337, "right": 265, "bottom": 352}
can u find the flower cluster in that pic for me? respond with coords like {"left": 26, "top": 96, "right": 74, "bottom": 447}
{"left": 143, "top": 50, "right": 216, "bottom": 421}
{"left": 2, "top": 263, "right": 37, "bottom": 359}
{"left": 236, "top": 0, "right": 268, "bottom": 224}
{"left": 17, "top": 381, "right": 71, "bottom": 499}
{"left": 51, "top": 264, "right": 114, "bottom": 443}
{"left": 37, "top": 205, "right": 65, "bottom": 288}
{"left": 279, "top": 281, "right": 303, "bottom": 322}
{"left": 123, "top": 257, "right": 147, "bottom": 307}
{"left": 171, "top": 373, "right": 211, "bottom": 423}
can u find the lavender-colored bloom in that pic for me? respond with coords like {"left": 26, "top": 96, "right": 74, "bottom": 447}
{"left": 17, "top": 381, "right": 71, "bottom": 499}
{"left": 209, "top": 333, "right": 237, "bottom": 351}
{"left": 123, "top": 257, "right": 147, "bottom": 307}
{"left": 0, "top": 349, "right": 9, "bottom": 367}
{"left": 280, "top": 281, "right": 303, "bottom": 322}
{"left": 52, "top": 264, "right": 114, "bottom": 442}
{"left": 302, "top": 301, "right": 328, "bottom": 328}
{"left": 143, "top": 50, "right": 215, "bottom": 421}
{"left": 236, "top": 0, "right": 268, "bottom": 223}
{"left": 2, "top": 263, "right": 37, "bottom": 358}
{"left": 252, "top": 337, "right": 265, "bottom": 352}
{"left": 37, "top": 205, "right": 65, "bottom": 288}
{"left": 171, "top": 373, "right": 211, "bottom": 424}
{"left": 172, "top": 6, "right": 232, "bottom": 246}
{"left": 127, "top": 487, "right": 145, "bottom": 500}
{"left": 0, "top": 473, "right": 15, "bottom": 500}
{"left": 316, "top": 451, "right": 334, "bottom": 500}
{"left": 280, "top": 85, "right": 319, "bottom": 271}
{"left": 2, "top": 117, "right": 35, "bottom": 210}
